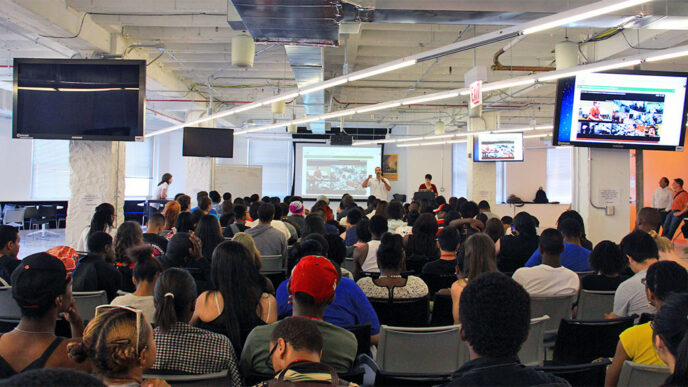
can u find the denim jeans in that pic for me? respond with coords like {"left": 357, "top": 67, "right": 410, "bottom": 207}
{"left": 662, "top": 210, "right": 686, "bottom": 239}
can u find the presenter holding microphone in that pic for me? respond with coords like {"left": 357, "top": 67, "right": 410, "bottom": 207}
{"left": 362, "top": 166, "right": 391, "bottom": 201}
{"left": 418, "top": 174, "right": 438, "bottom": 197}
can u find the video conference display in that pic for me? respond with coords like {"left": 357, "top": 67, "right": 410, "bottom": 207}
{"left": 294, "top": 144, "right": 382, "bottom": 199}
{"left": 473, "top": 133, "right": 524, "bottom": 162}
{"left": 554, "top": 71, "right": 688, "bottom": 150}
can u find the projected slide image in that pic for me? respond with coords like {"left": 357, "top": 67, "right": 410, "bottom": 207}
{"left": 576, "top": 93, "right": 664, "bottom": 143}
{"left": 306, "top": 160, "right": 368, "bottom": 196}
{"left": 480, "top": 141, "right": 516, "bottom": 160}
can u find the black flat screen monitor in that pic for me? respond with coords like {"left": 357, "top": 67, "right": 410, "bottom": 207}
{"left": 183, "top": 127, "right": 234, "bottom": 158}
{"left": 473, "top": 132, "right": 524, "bottom": 162}
{"left": 12, "top": 58, "right": 146, "bottom": 141}
{"left": 553, "top": 70, "right": 688, "bottom": 151}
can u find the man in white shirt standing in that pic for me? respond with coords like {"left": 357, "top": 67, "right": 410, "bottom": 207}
{"left": 361, "top": 167, "right": 391, "bottom": 202}
{"left": 652, "top": 177, "right": 673, "bottom": 227}
{"left": 513, "top": 228, "right": 579, "bottom": 296}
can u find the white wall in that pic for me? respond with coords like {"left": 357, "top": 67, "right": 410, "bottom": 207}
{"left": 505, "top": 143, "right": 548, "bottom": 202}
{"left": 0, "top": 116, "right": 34, "bottom": 201}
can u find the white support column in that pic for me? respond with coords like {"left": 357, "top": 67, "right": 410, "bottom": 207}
{"left": 65, "top": 141, "right": 126, "bottom": 248}
{"left": 467, "top": 113, "right": 497, "bottom": 202}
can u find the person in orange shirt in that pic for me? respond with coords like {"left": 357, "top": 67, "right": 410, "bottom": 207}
{"left": 588, "top": 102, "right": 602, "bottom": 121}
{"left": 662, "top": 178, "right": 688, "bottom": 239}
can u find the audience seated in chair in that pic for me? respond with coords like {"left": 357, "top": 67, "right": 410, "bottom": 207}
{"left": 241, "top": 256, "right": 357, "bottom": 376}
{"left": 352, "top": 215, "right": 387, "bottom": 278}
{"left": 223, "top": 204, "right": 250, "bottom": 238}
{"left": 67, "top": 304, "right": 162, "bottom": 386}
{"left": 341, "top": 208, "right": 363, "bottom": 247}
{"left": 110, "top": 245, "right": 162, "bottom": 324}
{"left": 444, "top": 272, "right": 568, "bottom": 386}
{"left": 496, "top": 212, "right": 539, "bottom": 273}
{"left": 191, "top": 241, "right": 277, "bottom": 357}
{"left": 0, "top": 253, "right": 90, "bottom": 378}
{"left": 649, "top": 293, "right": 688, "bottom": 386}
{"left": 142, "top": 213, "right": 168, "bottom": 256}
{"left": 246, "top": 203, "right": 288, "bottom": 262}
{"left": 195, "top": 214, "right": 225, "bottom": 261}
{"left": 76, "top": 203, "right": 116, "bottom": 252}
{"left": 161, "top": 200, "right": 181, "bottom": 232}
{"left": 605, "top": 261, "right": 688, "bottom": 386}
{"left": 149, "top": 268, "right": 241, "bottom": 385}
{"left": 450, "top": 233, "right": 498, "bottom": 324}
{"left": 525, "top": 219, "right": 591, "bottom": 272}
{"left": 513, "top": 228, "right": 580, "bottom": 297}
{"left": 287, "top": 201, "right": 306, "bottom": 235}
{"left": 277, "top": 240, "right": 381, "bottom": 345}
{"left": 254, "top": 317, "right": 356, "bottom": 387}
{"left": 580, "top": 240, "right": 629, "bottom": 291}
{"left": 404, "top": 213, "right": 440, "bottom": 264}
{"left": 357, "top": 233, "right": 428, "bottom": 300}
{"left": 605, "top": 230, "right": 658, "bottom": 320}
{"left": 160, "top": 232, "right": 211, "bottom": 294}
{"left": 484, "top": 218, "right": 505, "bottom": 243}
{"left": 232, "top": 232, "right": 275, "bottom": 294}
{"left": 422, "top": 227, "right": 460, "bottom": 296}
{"left": 113, "top": 221, "right": 144, "bottom": 293}
{"left": 0, "top": 225, "right": 21, "bottom": 284}
{"left": 71, "top": 231, "right": 122, "bottom": 302}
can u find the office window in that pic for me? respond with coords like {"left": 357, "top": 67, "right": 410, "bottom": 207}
{"left": 31, "top": 140, "right": 71, "bottom": 199}
{"left": 125, "top": 140, "right": 153, "bottom": 197}
{"left": 248, "top": 139, "right": 292, "bottom": 197}
{"left": 546, "top": 147, "right": 573, "bottom": 203}
{"left": 452, "top": 142, "right": 467, "bottom": 198}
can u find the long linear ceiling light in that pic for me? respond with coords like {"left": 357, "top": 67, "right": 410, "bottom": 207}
{"left": 148, "top": 0, "right": 653, "bottom": 137}
{"left": 396, "top": 127, "right": 554, "bottom": 148}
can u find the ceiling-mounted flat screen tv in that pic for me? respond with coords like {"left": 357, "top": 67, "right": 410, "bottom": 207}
{"left": 12, "top": 58, "right": 146, "bottom": 141}
{"left": 553, "top": 70, "right": 688, "bottom": 151}
{"left": 183, "top": 127, "right": 234, "bottom": 158}
{"left": 473, "top": 132, "right": 524, "bottom": 162}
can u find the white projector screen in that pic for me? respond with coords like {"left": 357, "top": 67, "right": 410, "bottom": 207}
{"left": 294, "top": 143, "right": 382, "bottom": 199}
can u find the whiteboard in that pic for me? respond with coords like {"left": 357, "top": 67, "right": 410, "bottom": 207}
{"left": 213, "top": 164, "right": 263, "bottom": 199}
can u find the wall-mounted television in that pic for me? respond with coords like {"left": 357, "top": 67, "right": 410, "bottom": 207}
{"left": 473, "top": 132, "right": 524, "bottom": 162}
{"left": 12, "top": 58, "right": 146, "bottom": 141}
{"left": 553, "top": 70, "right": 688, "bottom": 151}
{"left": 183, "top": 127, "right": 234, "bottom": 158}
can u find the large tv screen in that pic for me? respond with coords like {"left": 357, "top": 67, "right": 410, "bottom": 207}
{"left": 183, "top": 127, "right": 234, "bottom": 158}
{"left": 473, "top": 132, "right": 524, "bottom": 162}
{"left": 553, "top": 70, "right": 688, "bottom": 151}
{"left": 12, "top": 59, "right": 146, "bottom": 141}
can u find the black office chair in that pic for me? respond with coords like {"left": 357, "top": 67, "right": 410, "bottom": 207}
{"left": 535, "top": 359, "right": 611, "bottom": 387}
{"left": 429, "top": 293, "right": 454, "bottom": 327}
{"left": 344, "top": 323, "right": 372, "bottom": 356}
{"left": 369, "top": 297, "right": 429, "bottom": 327}
{"left": 552, "top": 316, "right": 635, "bottom": 364}
{"left": 421, "top": 273, "right": 455, "bottom": 298}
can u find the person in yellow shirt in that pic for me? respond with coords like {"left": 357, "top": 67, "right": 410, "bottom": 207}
{"left": 605, "top": 261, "right": 687, "bottom": 386}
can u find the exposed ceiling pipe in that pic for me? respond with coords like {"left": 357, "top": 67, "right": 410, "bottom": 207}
{"left": 491, "top": 37, "right": 556, "bottom": 72}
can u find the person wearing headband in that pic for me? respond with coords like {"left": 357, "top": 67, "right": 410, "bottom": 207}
{"left": 149, "top": 268, "right": 241, "bottom": 384}
{"left": 0, "top": 253, "right": 90, "bottom": 378}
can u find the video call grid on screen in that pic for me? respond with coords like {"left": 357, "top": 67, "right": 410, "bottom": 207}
{"left": 560, "top": 72, "right": 688, "bottom": 149}
{"left": 294, "top": 144, "right": 382, "bottom": 199}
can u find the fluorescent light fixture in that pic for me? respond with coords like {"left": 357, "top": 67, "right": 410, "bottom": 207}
{"left": 493, "top": 127, "right": 537, "bottom": 133}
{"left": 18, "top": 87, "right": 55, "bottom": 91}
{"left": 538, "top": 59, "right": 642, "bottom": 82}
{"left": 524, "top": 133, "right": 551, "bottom": 138}
{"left": 522, "top": 0, "right": 653, "bottom": 35}
{"left": 300, "top": 78, "right": 348, "bottom": 95}
{"left": 320, "top": 110, "right": 355, "bottom": 120}
{"left": 356, "top": 102, "right": 401, "bottom": 114}
{"left": 424, "top": 134, "right": 455, "bottom": 140}
{"left": 397, "top": 143, "right": 422, "bottom": 148}
{"left": 261, "top": 91, "right": 299, "bottom": 106}
{"left": 397, "top": 137, "right": 424, "bottom": 142}
{"left": 348, "top": 59, "right": 417, "bottom": 82}
{"left": 57, "top": 88, "right": 122, "bottom": 92}
{"left": 423, "top": 141, "right": 450, "bottom": 146}
{"left": 448, "top": 139, "right": 468, "bottom": 144}
{"left": 483, "top": 78, "right": 536, "bottom": 92}
{"left": 402, "top": 91, "right": 460, "bottom": 105}
{"left": 645, "top": 49, "right": 688, "bottom": 63}
{"left": 352, "top": 140, "right": 377, "bottom": 146}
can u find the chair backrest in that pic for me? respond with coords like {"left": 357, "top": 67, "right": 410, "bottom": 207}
{"left": 73, "top": 290, "right": 108, "bottom": 321}
{"left": 0, "top": 287, "right": 21, "bottom": 320}
{"left": 421, "top": 274, "right": 456, "bottom": 298}
{"left": 369, "top": 297, "right": 429, "bottom": 327}
{"left": 429, "top": 293, "right": 454, "bottom": 327}
{"left": 24, "top": 206, "right": 38, "bottom": 220}
{"left": 577, "top": 290, "right": 616, "bottom": 320}
{"left": 344, "top": 323, "right": 372, "bottom": 356}
{"left": 38, "top": 205, "right": 57, "bottom": 218}
{"left": 342, "top": 257, "right": 354, "bottom": 273}
{"left": 617, "top": 360, "right": 670, "bottom": 387}
{"left": 376, "top": 324, "right": 466, "bottom": 375}
{"left": 576, "top": 271, "right": 594, "bottom": 279}
{"left": 260, "top": 255, "right": 285, "bottom": 273}
{"left": 518, "top": 315, "right": 550, "bottom": 366}
{"left": 552, "top": 316, "right": 635, "bottom": 364}
{"left": 345, "top": 246, "right": 355, "bottom": 258}
{"left": 535, "top": 359, "right": 611, "bottom": 387}
{"left": 2, "top": 208, "right": 26, "bottom": 225}
{"left": 530, "top": 294, "right": 576, "bottom": 336}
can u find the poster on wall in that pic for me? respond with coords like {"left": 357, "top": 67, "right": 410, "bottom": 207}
{"left": 382, "top": 154, "right": 398, "bottom": 181}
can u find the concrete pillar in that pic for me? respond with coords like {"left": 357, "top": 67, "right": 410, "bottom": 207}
{"left": 65, "top": 141, "right": 126, "bottom": 248}
{"left": 467, "top": 113, "right": 497, "bottom": 202}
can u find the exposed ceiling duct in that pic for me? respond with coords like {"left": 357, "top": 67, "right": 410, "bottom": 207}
{"left": 285, "top": 45, "right": 327, "bottom": 134}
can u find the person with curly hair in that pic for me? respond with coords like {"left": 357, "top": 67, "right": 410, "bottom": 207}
{"left": 113, "top": 221, "right": 144, "bottom": 293}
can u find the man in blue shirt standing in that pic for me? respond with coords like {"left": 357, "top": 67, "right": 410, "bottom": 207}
{"left": 525, "top": 218, "right": 591, "bottom": 272}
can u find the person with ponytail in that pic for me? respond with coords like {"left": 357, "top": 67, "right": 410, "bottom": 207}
{"left": 150, "top": 268, "right": 241, "bottom": 384}
{"left": 76, "top": 203, "right": 116, "bottom": 252}
{"left": 161, "top": 201, "right": 180, "bottom": 232}
{"left": 606, "top": 261, "right": 688, "bottom": 386}
{"left": 155, "top": 173, "right": 173, "bottom": 200}
{"left": 67, "top": 306, "right": 161, "bottom": 386}
{"left": 111, "top": 245, "right": 163, "bottom": 324}
{"left": 191, "top": 241, "right": 277, "bottom": 358}
{"left": 652, "top": 293, "right": 688, "bottom": 386}
{"left": 113, "top": 222, "right": 144, "bottom": 293}
{"left": 0, "top": 253, "right": 90, "bottom": 378}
